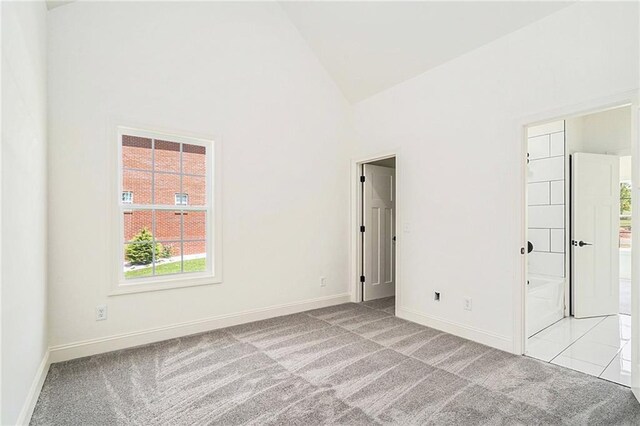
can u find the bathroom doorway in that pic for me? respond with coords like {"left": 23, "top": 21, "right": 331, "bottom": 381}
{"left": 524, "top": 105, "right": 633, "bottom": 386}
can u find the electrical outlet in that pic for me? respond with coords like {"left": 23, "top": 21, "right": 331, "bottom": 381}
{"left": 320, "top": 276, "right": 326, "bottom": 287}
{"left": 464, "top": 298, "right": 472, "bottom": 311}
{"left": 434, "top": 291, "right": 441, "bottom": 301}
{"left": 96, "top": 304, "right": 107, "bottom": 321}
{"left": 403, "top": 222, "right": 411, "bottom": 233}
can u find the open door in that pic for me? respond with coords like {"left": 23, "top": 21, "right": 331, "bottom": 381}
{"left": 572, "top": 152, "right": 620, "bottom": 318}
{"left": 362, "top": 164, "right": 395, "bottom": 301}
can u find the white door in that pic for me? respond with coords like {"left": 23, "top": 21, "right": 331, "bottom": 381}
{"left": 362, "top": 164, "right": 395, "bottom": 301}
{"left": 572, "top": 152, "right": 620, "bottom": 318}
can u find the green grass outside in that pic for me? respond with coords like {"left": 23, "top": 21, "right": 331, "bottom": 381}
{"left": 125, "top": 258, "right": 206, "bottom": 279}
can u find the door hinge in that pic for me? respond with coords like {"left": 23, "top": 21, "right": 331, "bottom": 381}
{"left": 360, "top": 176, "right": 365, "bottom": 183}
{"left": 360, "top": 275, "right": 365, "bottom": 283}
{"left": 360, "top": 225, "right": 365, "bottom": 232}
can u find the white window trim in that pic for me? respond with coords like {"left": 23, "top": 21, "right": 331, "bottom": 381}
{"left": 111, "top": 126, "right": 222, "bottom": 296}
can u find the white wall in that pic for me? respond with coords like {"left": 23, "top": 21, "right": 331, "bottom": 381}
{"left": 567, "top": 106, "right": 632, "bottom": 155}
{"left": 1, "top": 1, "right": 48, "bottom": 424}
{"left": 47, "top": 2, "right": 353, "bottom": 349}
{"left": 352, "top": 2, "right": 638, "bottom": 350}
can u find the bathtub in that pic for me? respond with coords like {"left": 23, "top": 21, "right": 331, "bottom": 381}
{"left": 527, "top": 275, "right": 564, "bottom": 338}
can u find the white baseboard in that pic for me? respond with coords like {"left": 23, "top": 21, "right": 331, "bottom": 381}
{"left": 49, "top": 293, "right": 351, "bottom": 363}
{"left": 16, "top": 350, "right": 50, "bottom": 426}
{"left": 397, "top": 306, "right": 513, "bottom": 353}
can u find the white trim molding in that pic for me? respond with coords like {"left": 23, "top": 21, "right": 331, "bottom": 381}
{"left": 49, "top": 293, "right": 350, "bottom": 363}
{"left": 397, "top": 306, "right": 512, "bottom": 353}
{"left": 16, "top": 350, "right": 50, "bottom": 426}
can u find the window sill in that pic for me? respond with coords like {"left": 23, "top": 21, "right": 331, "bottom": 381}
{"left": 110, "top": 274, "right": 221, "bottom": 296}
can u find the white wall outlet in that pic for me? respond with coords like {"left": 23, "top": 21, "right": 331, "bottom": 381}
{"left": 320, "top": 276, "right": 326, "bottom": 287}
{"left": 403, "top": 222, "right": 411, "bottom": 233}
{"left": 464, "top": 298, "right": 472, "bottom": 311}
{"left": 96, "top": 304, "right": 108, "bottom": 321}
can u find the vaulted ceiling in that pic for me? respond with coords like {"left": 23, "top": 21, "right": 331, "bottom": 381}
{"left": 47, "top": 1, "right": 573, "bottom": 103}
{"left": 280, "top": 1, "right": 573, "bottom": 102}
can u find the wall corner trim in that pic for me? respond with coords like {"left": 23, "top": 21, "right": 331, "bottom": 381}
{"left": 397, "top": 306, "right": 513, "bottom": 353}
{"left": 49, "top": 293, "right": 351, "bottom": 364}
{"left": 17, "top": 350, "right": 50, "bottom": 426}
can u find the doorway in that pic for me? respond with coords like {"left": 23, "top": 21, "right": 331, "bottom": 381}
{"left": 524, "top": 105, "right": 633, "bottom": 387}
{"left": 358, "top": 156, "right": 396, "bottom": 304}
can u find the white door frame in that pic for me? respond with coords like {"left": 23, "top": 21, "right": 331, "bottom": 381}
{"left": 514, "top": 90, "right": 639, "bottom": 394}
{"left": 350, "top": 151, "right": 401, "bottom": 305}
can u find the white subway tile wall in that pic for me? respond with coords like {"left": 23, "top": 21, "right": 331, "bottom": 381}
{"left": 550, "top": 180, "right": 564, "bottom": 205}
{"left": 551, "top": 229, "right": 565, "bottom": 253}
{"left": 528, "top": 182, "right": 550, "bottom": 205}
{"left": 528, "top": 205, "right": 565, "bottom": 228}
{"left": 527, "top": 120, "right": 565, "bottom": 138}
{"left": 529, "top": 251, "right": 565, "bottom": 276}
{"left": 529, "top": 228, "right": 551, "bottom": 252}
{"left": 550, "top": 132, "right": 565, "bottom": 156}
{"left": 528, "top": 135, "right": 551, "bottom": 159}
{"left": 528, "top": 156, "right": 564, "bottom": 182}
{"left": 527, "top": 121, "right": 565, "bottom": 277}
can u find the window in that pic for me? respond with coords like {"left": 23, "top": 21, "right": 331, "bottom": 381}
{"left": 122, "top": 191, "right": 133, "bottom": 204}
{"left": 620, "top": 155, "right": 632, "bottom": 249}
{"left": 116, "top": 127, "right": 220, "bottom": 293}
{"left": 620, "top": 181, "right": 632, "bottom": 249}
{"left": 175, "top": 193, "right": 189, "bottom": 206}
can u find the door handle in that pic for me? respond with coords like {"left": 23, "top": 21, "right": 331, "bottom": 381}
{"left": 572, "top": 240, "right": 593, "bottom": 247}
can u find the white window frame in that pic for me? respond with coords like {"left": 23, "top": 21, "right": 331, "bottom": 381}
{"left": 122, "top": 191, "right": 134, "bottom": 204}
{"left": 111, "top": 126, "right": 222, "bottom": 296}
{"left": 174, "top": 192, "right": 189, "bottom": 206}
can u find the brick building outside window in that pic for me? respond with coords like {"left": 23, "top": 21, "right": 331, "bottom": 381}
{"left": 121, "top": 132, "right": 209, "bottom": 280}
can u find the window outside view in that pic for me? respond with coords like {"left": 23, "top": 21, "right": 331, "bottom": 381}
{"left": 620, "top": 154, "right": 632, "bottom": 250}
{"left": 620, "top": 181, "right": 632, "bottom": 249}
{"left": 121, "top": 134, "right": 208, "bottom": 280}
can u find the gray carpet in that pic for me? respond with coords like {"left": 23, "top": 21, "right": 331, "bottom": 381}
{"left": 31, "top": 297, "right": 640, "bottom": 425}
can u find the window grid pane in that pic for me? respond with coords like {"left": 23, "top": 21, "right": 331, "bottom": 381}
{"left": 182, "top": 143, "right": 206, "bottom": 176}
{"left": 183, "top": 175, "right": 206, "bottom": 206}
{"left": 122, "top": 170, "right": 152, "bottom": 205}
{"left": 122, "top": 133, "right": 208, "bottom": 280}
{"left": 154, "top": 241, "right": 182, "bottom": 276}
{"left": 154, "top": 140, "right": 180, "bottom": 173}
{"left": 122, "top": 136, "right": 152, "bottom": 170}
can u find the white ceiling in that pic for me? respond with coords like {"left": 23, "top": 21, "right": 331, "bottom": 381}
{"left": 46, "top": 0, "right": 74, "bottom": 10}
{"left": 280, "top": 1, "right": 572, "bottom": 103}
{"left": 47, "top": 1, "right": 572, "bottom": 102}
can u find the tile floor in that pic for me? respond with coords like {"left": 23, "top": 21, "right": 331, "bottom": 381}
{"left": 526, "top": 314, "right": 631, "bottom": 386}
